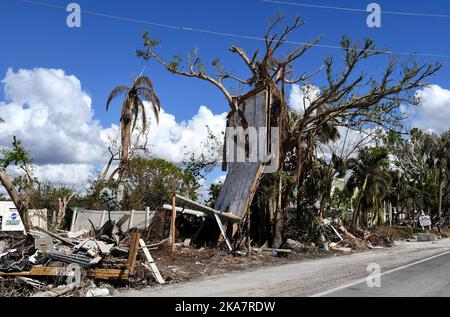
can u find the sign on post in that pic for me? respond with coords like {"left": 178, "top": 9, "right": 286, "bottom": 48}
{"left": 419, "top": 215, "right": 432, "bottom": 228}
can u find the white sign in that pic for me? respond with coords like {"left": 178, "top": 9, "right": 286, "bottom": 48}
{"left": 0, "top": 209, "right": 25, "bottom": 232}
{"left": 419, "top": 216, "right": 432, "bottom": 227}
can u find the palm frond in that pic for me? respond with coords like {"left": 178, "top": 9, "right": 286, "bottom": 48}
{"left": 134, "top": 76, "right": 155, "bottom": 90}
{"left": 134, "top": 99, "right": 148, "bottom": 131}
{"left": 138, "top": 87, "right": 160, "bottom": 123}
{"left": 106, "top": 86, "right": 129, "bottom": 111}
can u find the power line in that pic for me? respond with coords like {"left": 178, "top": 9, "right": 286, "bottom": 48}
{"left": 261, "top": 0, "right": 450, "bottom": 18}
{"left": 16, "top": 0, "right": 450, "bottom": 59}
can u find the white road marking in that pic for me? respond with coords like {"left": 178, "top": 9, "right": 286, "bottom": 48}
{"left": 311, "top": 250, "right": 450, "bottom": 297}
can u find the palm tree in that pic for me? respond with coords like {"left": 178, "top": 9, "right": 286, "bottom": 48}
{"left": 346, "top": 147, "right": 390, "bottom": 229}
{"left": 429, "top": 131, "right": 450, "bottom": 219}
{"left": 106, "top": 76, "right": 161, "bottom": 200}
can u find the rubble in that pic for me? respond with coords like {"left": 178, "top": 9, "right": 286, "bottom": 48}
{"left": 0, "top": 214, "right": 166, "bottom": 297}
{"left": 0, "top": 202, "right": 421, "bottom": 297}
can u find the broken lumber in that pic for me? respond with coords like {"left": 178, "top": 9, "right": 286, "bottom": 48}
{"left": 175, "top": 195, "right": 240, "bottom": 222}
{"left": 0, "top": 266, "right": 130, "bottom": 280}
{"left": 171, "top": 196, "right": 176, "bottom": 252}
{"left": 214, "top": 214, "right": 233, "bottom": 252}
{"left": 127, "top": 232, "right": 140, "bottom": 276}
{"left": 139, "top": 239, "right": 165, "bottom": 284}
{"left": 262, "top": 248, "right": 292, "bottom": 254}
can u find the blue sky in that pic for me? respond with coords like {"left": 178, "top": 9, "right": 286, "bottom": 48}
{"left": 0, "top": 0, "right": 449, "bottom": 192}
{"left": 1, "top": 0, "right": 450, "bottom": 123}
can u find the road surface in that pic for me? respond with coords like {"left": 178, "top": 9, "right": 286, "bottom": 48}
{"left": 121, "top": 238, "right": 450, "bottom": 297}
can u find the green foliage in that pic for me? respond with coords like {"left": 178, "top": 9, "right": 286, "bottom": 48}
{"left": 168, "top": 55, "right": 183, "bottom": 71}
{"left": 0, "top": 138, "right": 32, "bottom": 170}
{"left": 206, "top": 181, "right": 223, "bottom": 208}
{"left": 386, "top": 128, "right": 450, "bottom": 217}
{"left": 122, "top": 157, "right": 200, "bottom": 210}
{"left": 81, "top": 172, "right": 116, "bottom": 210}
{"left": 29, "top": 182, "right": 77, "bottom": 210}
{"left": 183, "top": 125, "right": 223, "bottom": 182}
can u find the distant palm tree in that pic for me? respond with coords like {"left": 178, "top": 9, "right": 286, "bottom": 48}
{"left": 346, "top": 147, "right": 390, "bottom": 229}
{"left": 424, "top": 131, "right": 450, "bottom": 219}
{"left": 106, "top": 76, "right": 161, "bottom": 198}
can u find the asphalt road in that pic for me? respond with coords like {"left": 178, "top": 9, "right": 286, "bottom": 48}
{"left": 321, "top": 251, "right": 450, "bottom": 297}
{"left": 121, "top": 238, "right": 450, "bottom": 297}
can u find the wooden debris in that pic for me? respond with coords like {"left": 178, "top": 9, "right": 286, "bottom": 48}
{"left": 139, "top": 239, "right": 165, "bottom": 284}
{"left": 214, "top": 214, "right": 233, "bottom": 252}
{"left": 127, "top": 232, "right": 140, "bottom": 276}
{"left": 262, "top": 248, "right": 292, "bottom": 254}
{"left": 171, "top": 196, "right": 177, "bottom": 252}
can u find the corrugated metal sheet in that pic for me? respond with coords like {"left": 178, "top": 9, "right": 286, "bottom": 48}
{"left": 215, "top": 88, "right": 271, "bottom": 219}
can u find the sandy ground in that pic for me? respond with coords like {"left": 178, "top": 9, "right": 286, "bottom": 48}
{"left": 119, "top": 238, "right": 450, "bottom": 297}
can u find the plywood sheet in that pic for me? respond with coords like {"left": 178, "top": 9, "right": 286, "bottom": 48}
{"left": 214, "top": 88, "right": 270, "bottom": 219}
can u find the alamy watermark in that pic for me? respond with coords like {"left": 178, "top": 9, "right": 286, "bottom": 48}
{"left": 66, "top": 3, "right": 81, "bottom": 28}
{"left": 225, "top": 127, "right": 280, "bottom": 174}
{"left": 367, "top": 3, "right": 382, "bottom": 28}
{"left": 367, "top": 263, "right": 381, "bottom": 288}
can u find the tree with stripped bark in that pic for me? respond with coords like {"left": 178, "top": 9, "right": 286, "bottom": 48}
{"left": 137, "top": 14, "right": 441, "bottom": 243}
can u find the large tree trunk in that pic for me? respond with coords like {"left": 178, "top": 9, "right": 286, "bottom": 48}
{"left": 0, "top": 171, "right": 31, "bottom": 232}
{"left": 272, "top": 176, "right": 283, "bottom": 248}
{"left": 119, "top": 120, "right": 131, "bottom": 177}
{"left": 117, "top": 110, "right": 133, "bottom": 203}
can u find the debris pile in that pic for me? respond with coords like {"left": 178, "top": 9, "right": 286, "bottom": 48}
{"left": 0, "top": 216, "right": 165, "bottom": 297}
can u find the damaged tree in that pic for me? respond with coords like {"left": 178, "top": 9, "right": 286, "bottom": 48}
{"left": 137, "top": 14, "right": 441, "bottom": 245}
{"left": 0, "top": 136, "right": 34, "bottom": 231}
{"left": 105, "top": 76, "right": 161, "bottom": 203}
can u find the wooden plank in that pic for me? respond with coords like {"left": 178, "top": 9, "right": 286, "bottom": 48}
{"left": 90, "top": 268, "right": 129, "bottom": 280}
{"left": 0, "top": 266, "right": 61, "bottom": 277}
{"left": 171, "top": 196, "right": 176, "bottom": 251}
{"left": 176, "top": 195, "right": 240, "bottom": 221}
{"left": 139, "top": 239, "right": 165, "bottom": 284}
{"left": 236, "top": 85, "right": 267, "bottom": 104}
{"left": 127, "top": 232, "right": 140, "bottom": 276}
{"left": 0, "top": 267, "right": 130, "bottom": 280}
{"left": 214, "top": 214, "right": 233, "bottom": 252}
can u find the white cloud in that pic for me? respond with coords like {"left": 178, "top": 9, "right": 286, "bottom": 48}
{"left": 403, "top": 84, "right": 450, "bottom": 134}
{"left": 288, "top": 84, "right": 320, "bottom": 112}
{"left": 321, "top": 127, "right": 379, "bottom": 162}
{"left": 146, "top": 105, "right": 227, "bottom": 164}
{"left": 0, "top": 68, "right": 107, "bottom": 165}
{"left": 34, "top": 164, "right": 93, "bottom": 187}
{"left": 0, "top": 68, "right": 227, "bottom": 189}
